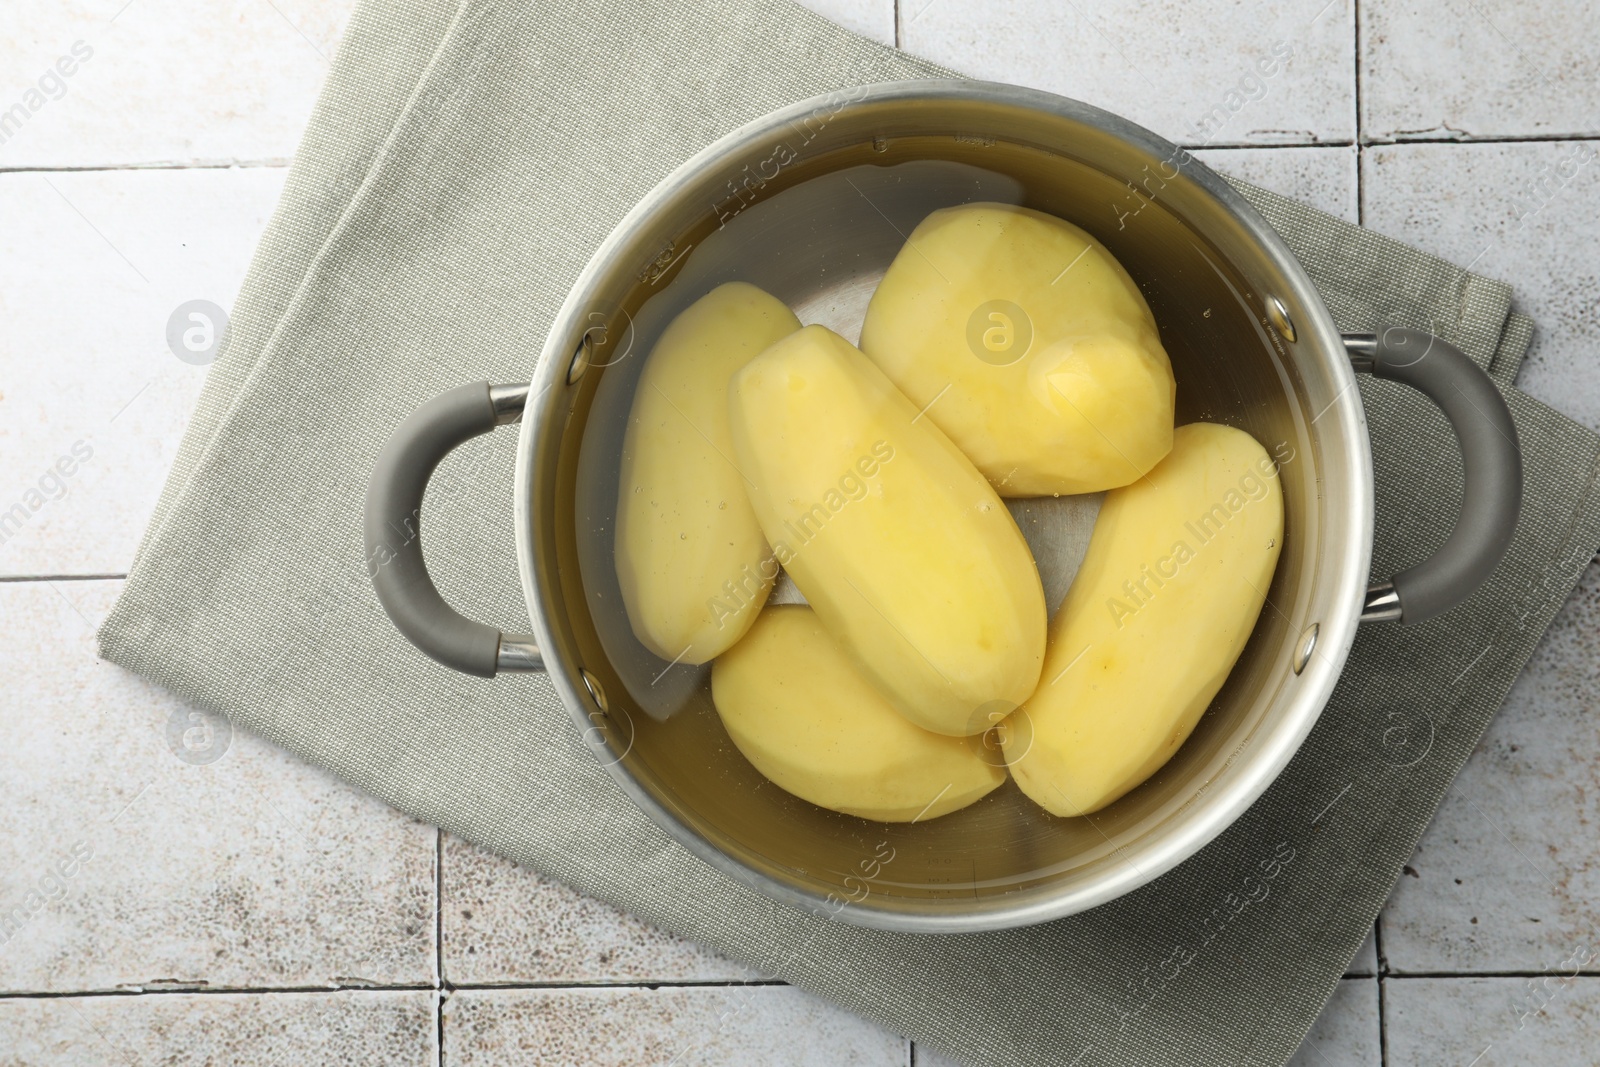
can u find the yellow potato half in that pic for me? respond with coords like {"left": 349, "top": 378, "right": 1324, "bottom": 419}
{"left": 713, "top": 605, "right": 1008, "bottom": 821}
{"left": 859, "top": 202, "right": 1175, "bottom": 496}
{"left": 1004, "top": 422, "right": 1284, "bottom": 816}
{"left": 729, "top": 324, "right": 1046, "bottom": 736}
{"left": 615, "top": 282, "right": 801, "bottom": 664}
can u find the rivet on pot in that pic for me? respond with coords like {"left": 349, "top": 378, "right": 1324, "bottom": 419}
{"left": 567, "top": 334, "right": 592, "bottom": 385}
{"left": 1292, "top": 623, "right": 1319, "bottom": 675}
{"left": 1265, "top": 295, "right": 1296, "bottom": 343}
{"left": 580, "top": 667, "right": 609, "bottom": 712}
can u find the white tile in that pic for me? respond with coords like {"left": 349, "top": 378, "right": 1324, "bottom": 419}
{"left": 1361, "top": 0, "right": 1600, "bottom": 140}
{"left": 443, "top": 986, "right": 909, "bottom": 1066}
{"left": 0, "top": 989, "right": 436, "bottom": 1066}
{"left": 0, "top": 166, "right": 284, "bottom": 576}
{"left": 1381, "top": 562, "right": 1600, "bottom": 973}
{"left": 0, "top": 0, "right": 357, "bottom": 168}
{"left": 1362, "top": 140, "right": 1600, "bottom": 432}
{"left": 0, "top": 581, "right": 437, "bottom": 991}
{"left": 1193, "top": 144, "right": 1359, "bottom": 222}
{"left": 1346, "top": 927, "right": 1378, "bottom": 977}
{"left": 440, "top": 834, "right": 751, "bottom": 984}
{"left": 1287, "top": 978, "right": 1380, "bottom": 1067}
{"left": 795, "top": 0, "right": 896, "bottom": 47}
{"left": 901, "top": 0, "right": 1355, "bottom": 146}
{"left": 1387, "top": 978, "right": 1600, "bottom": 1066}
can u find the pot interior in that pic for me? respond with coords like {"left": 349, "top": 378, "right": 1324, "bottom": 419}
{"left": 535, "top": 85, "right": 1365, "bottom": 929}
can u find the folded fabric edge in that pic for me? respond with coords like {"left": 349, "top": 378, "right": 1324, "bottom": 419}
{"left": 1493, "top": 311, "right": 1536, "bottom": 386}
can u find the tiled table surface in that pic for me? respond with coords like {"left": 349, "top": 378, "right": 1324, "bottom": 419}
{"left": 1, "top": 0, "right": 1596, "bottom": 1063}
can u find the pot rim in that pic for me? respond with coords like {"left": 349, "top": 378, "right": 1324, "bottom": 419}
{"left": 514, "top": 78, "right": 1374, "bottom": 932}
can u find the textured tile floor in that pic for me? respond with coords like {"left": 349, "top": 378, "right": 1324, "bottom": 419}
{"left": 1, "top": 0, "right": 1596, "bottom": 1063}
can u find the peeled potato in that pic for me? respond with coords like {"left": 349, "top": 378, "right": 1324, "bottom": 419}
{"left": 713, "top": 605, "right": 1007, "bottom": 821}
{"left": 1004, "top": 423, "right": 1284, "bottom": 816}
{"left": 859, "top": 202, "right": 1175, "bottom": 497}
{"left": 729, "top": 324, "right": 1046, "bottom": 736}
{"left": 615, "top": 282, "right": 801, "bottom": 664}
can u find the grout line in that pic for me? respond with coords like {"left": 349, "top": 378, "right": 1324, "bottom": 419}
{"left": 0, "top": 573, "right": 127, "bottom": 583}
{"left": 0, "top": 160, "right": 293, "bottom": 175}
{"left": 1378, "top": 969, "right": 1388, "bottom": 1064}
{"left": 1374, "top": 918, "right": 1388, "bottom": 1067}
{"left": 435, "top": 827, "right": 445, "bottom": 1067}
{"left": 1363, "top": 131, "right": 1600, "bottom": 146}
{"left": 1357, "top": 142, "right": 1367, "bottom": 225}
{"left": 1188, "top": 140, "right": 1354, "bottom": 150}
{"left": 0, "top": 985, "right": 439, "bottom": 1000}
{"left": 435, "top": 829, "right": 444, "bottom": 990}
{"left": 893, "top": 0, "right": 901, "bottom": 48}
{"left": 0, "top": 979, "right": 797, "bottom": 1002}
{"left": 1356, "top": 0, "right": 1369, "bottom": 230}
{"left": 1388, "top": 970, "right": 1600, "bottom": 979}
{"left": 1353, "top": 0, "right": 1363, "bottom": 147}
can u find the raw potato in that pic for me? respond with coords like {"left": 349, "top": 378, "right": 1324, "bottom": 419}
{"left": 1003, "top": 423, "right": 1284, "bottom": 816}
{"left": 859, "top": 202, "right": 1175, "bottom": 497}
{"left": 615, "top": 282, "right": 801, "bottom": 664}
{"left": 713, "top": 605, "right": 1007, "bottom": 821}
{"left": 729, "top": 324, "right": 1046, "bottom": 737}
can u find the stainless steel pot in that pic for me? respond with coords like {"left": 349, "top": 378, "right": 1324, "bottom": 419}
{"left": 363, "top": 80, "right": 1521, "bottom": 932}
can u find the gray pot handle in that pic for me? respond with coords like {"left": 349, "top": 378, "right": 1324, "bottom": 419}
{"left": 363, "top": 381, "right": 543, "bottom": 677}
{"left": 1346, "top": 327, "right": 1523, "bottom": 624}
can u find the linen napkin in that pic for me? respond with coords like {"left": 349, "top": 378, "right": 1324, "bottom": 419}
{"left": 99, "top": 1, "right": 1600, "bottom": 1063}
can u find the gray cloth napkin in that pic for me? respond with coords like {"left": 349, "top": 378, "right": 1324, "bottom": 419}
{"left": 99, "top": 1, "right": 1600, "bottom": 1063}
